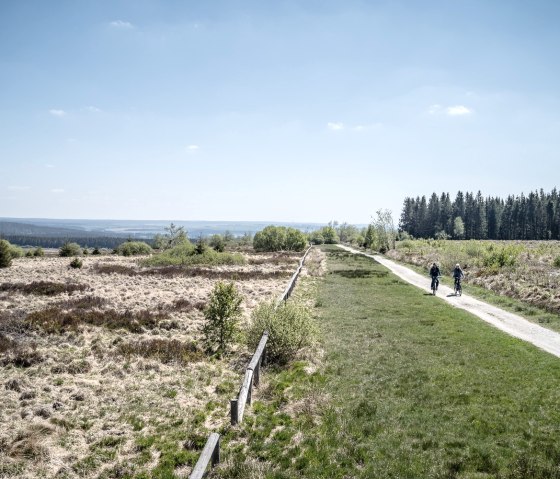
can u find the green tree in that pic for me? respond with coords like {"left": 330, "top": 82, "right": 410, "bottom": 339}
{"left": 0, "top": 239, "right": 13, "bottom": 267}
{"left": 285, "top": 228, "right": 308, "bottom": 251}
{"left": 203, "top": 282, "right": 243, "bottom": 357}
{"left": 209, "top": 234, "right": 225, "bottom": 252}
{"left": 453, "top": 217, "right": 465, "bottom": 239}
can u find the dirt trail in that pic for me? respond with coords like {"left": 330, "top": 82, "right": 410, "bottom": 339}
{"left": 338, "top": 245, "right": 560, "bottom": 358}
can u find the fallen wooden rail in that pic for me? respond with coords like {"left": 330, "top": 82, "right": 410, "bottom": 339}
{"left": 231, "top": 331, "right": 268, "bottom": 425}
{"left": 189, "top": 432, "right": 220, "bottom": 479}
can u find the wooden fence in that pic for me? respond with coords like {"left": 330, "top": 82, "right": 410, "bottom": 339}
{"left": 188, "top": 246, "right": 312, "bottom": 478}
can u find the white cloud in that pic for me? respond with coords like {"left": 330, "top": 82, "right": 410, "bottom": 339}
{"left": 50, "top": 188, "right": 65, "bottom": 194}
{"left": 110, "top": 20, "right": 134, "bottom": 28}
{"left": 446, "top": 105, "right": 472, "bottom": 116}
{"left": 327, "top": 122, "right": 344, "bottom": 131}
{"left": 186, "top": 145, "right": 200, "bottom": 153}
{"left": 8, "top": 186, "right": 31, "bottom": 191}
{"left": 428, "top": 104, "right": 473, "bottom": 116}
{"left": 49, "top": 109, "right": 66, "bottom": 117}
{"left": 45, "top": 164, "right": 55, "bottom": 168}
{"left": 85, "top": 106, "right": 101, "bottom": 113}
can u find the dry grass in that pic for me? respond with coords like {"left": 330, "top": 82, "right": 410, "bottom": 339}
{"left": 118, "top": 338, "right": 204, "bottom": 364}
{"left": 0, "top": 250, "right": 307, "bottom": 478}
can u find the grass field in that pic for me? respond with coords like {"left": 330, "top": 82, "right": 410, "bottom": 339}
{"left": 217, "top": 245, "right": 560, "bottom": 478}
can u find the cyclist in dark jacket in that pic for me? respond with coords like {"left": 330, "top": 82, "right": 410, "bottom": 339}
{"left": 429, "top": 263, "right": 440, "bottom": 291}
{"left": 452, "top": 264, "right": 464, "bottom": 280}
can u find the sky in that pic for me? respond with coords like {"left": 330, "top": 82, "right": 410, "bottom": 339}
{"left": 1, "top": 0, "right": 559, "bottom": 224}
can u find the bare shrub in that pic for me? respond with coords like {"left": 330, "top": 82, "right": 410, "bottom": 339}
{"left": 0, "top": 281, "right": 89, "bottom": 296}
{"left": 56, "top": 295, "right": 107, "bottom": 310}
{"left": 93, "top": 263, "right": 137, "bottom": 275}
{"left": 0, "top": 335, "right": 43, "bottom": 368}
{"left": 26, "top": 307, "right": 165, "bottom": 334}
{"left": 118, "top": 338, "right": 204, "bottom": 364}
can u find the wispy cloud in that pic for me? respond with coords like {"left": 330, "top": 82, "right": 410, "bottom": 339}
{"left": 353, "top": 123, "right": 382, "bottom": 131}
{"left": 327, "top": 122, "right": 381, "bottom": 132}
{"left": 8, "top": 185, "right": 31, "bottom": 191}
{"left": 85, "top": 106, "right": 101, "bottom": 113}
{"left": 446, "top": 105, "right": 472, "bottom": 116}
{"left": 110, "top": 20, "right": 134, "bottom": 29}
{"left": 49, "top": 109, "right": 66, "bottom": 117}
{"left": 327, "top": 122, "right": 345, "bottom": 131}
{"left": 186, "top": 145, "right": 200, "bottom": 153}
{"left": 428, "top": 104, "right": 473, "bottom": 116}
{"left": 45, "top": 164, "right": 55, "bottom": 168}
{"left": 50, "top": 188, "right": 65, "bottom": 194}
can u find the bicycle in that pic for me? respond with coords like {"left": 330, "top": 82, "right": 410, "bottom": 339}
{"left": 430, "top": 276, "right": 440, "bottom": 295}
{"left": 454, "top": 277, "right": 462, "bottom": 296}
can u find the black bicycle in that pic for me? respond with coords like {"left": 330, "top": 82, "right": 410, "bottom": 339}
{"left": 454, "top": 277, "right": 462, "bottom": 296}
{"left": 431, "top": 276, "right": 440, "bottom": 295}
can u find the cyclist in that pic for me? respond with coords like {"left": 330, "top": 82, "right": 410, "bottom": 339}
{"left": 453, "top": 263, "right": 464, "bottom": 295}
{"left": 429, "top": 262, "right": 440, "bottom": 293}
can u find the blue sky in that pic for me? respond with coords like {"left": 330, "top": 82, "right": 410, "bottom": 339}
{"left": 1, "top": 0, "right": 559, "bottom": 224}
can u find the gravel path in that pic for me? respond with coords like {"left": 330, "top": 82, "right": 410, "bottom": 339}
{"left": 338, "top": 245, "right": 560, "bottom": 358}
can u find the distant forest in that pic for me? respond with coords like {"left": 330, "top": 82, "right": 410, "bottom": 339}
{"left": 399, "top": 189, "right": 560, "bottom": 240}
{"left": 0, "top": 235, "right": 136, "bottom": 249}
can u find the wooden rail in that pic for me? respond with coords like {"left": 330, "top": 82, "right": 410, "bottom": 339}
{"left": 277, "top": 245, "right": 313, "bottom": 304}
{"left": 230, "top": 331, "right": 268, "bottom": 425}
{"left": 189, "top": 433, "right": 220, "bottom": 479}
{"left": 190, "top": 246, "right": 312, "bottom": 475}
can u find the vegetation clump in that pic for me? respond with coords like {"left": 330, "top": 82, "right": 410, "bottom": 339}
{"left": 253, "top": 225, "right": 308, "bottom": 252}
{"left": 142, "top": 241, "right": 245, "bottom": 267}
{"left": 0, "top": 281, "right": 88, "bottom": 296}
{"left": 26, "top": 307, "right": 164, "bottom": 333}
{"left": 0, "top": 239, "right": 13, "bottom": 267}
{"left": 69, "top": 258, "right": 83, "bottom": 269}
{"left": 114, "top": 241, "right": 153, "bottom": 256}
{"left": 247, "top": 301, "right": 317, "bottom": 365}
{"left": 203, "top": 282, "right": 242, "bottom": 356}
{"left": 59, "top": 242, "right": 82, "bottom": 257}
{"left": 119, "top": 338, "right": 204, "bottom": 364}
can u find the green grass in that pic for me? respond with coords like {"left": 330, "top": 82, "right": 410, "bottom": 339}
{"left": 218, "top": 245, "right": 560, "bottom": 478}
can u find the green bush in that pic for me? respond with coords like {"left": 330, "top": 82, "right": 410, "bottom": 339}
{"left": 25, "top": 250, "right": 34, "bottom": 257}
{"left": 209, "top": 234, "right": 225, "bottom": 252}
{"left": 59, "top": 242, "right": 82, "bottom": 257}
{"left": 8, "top": 244, "right": 24, "bottom": 258}
{"left": 553, "top": 256, "right": 560, "bottom": 268}
{"left": 114, "top": 241, "right": 153, "bottom": 256}
{"left": 309, "top": 231, "right": 325, "bottom": 245}
{"left": 285, "top": 228, "right": 308, "bottom": 251}
{"left": 69, "top": 258, "right": 83, "bottom": 269}
{"left": 482, "top": 244, "right": 522, "bottom": 269}
{"left": 253, "top": 225, "right": 307, "bottom": 252}
{"left": 203, "top": 282, "right": 243, "bottom": 356}
{"left": 92, "top": 247, "right": 101, "bottom": 255}
{"left": 247, "top": 301, "right": 317, "bottom": 365}
{"left": 34, "top": 247, "right": 44, "bottom": 257}
{"left": 0, "top": 239, "right": 12, "bottom": 268}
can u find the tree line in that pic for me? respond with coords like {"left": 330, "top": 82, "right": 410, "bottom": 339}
{"left": 399, "top": 189, "right": 560, "bottom": 240}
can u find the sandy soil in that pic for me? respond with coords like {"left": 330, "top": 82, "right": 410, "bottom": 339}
{"left": 338, "top": 245, "right": 560, "bottom": 358}
{"left": 0, "top": 252, "right": 301, "bottom": 478}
